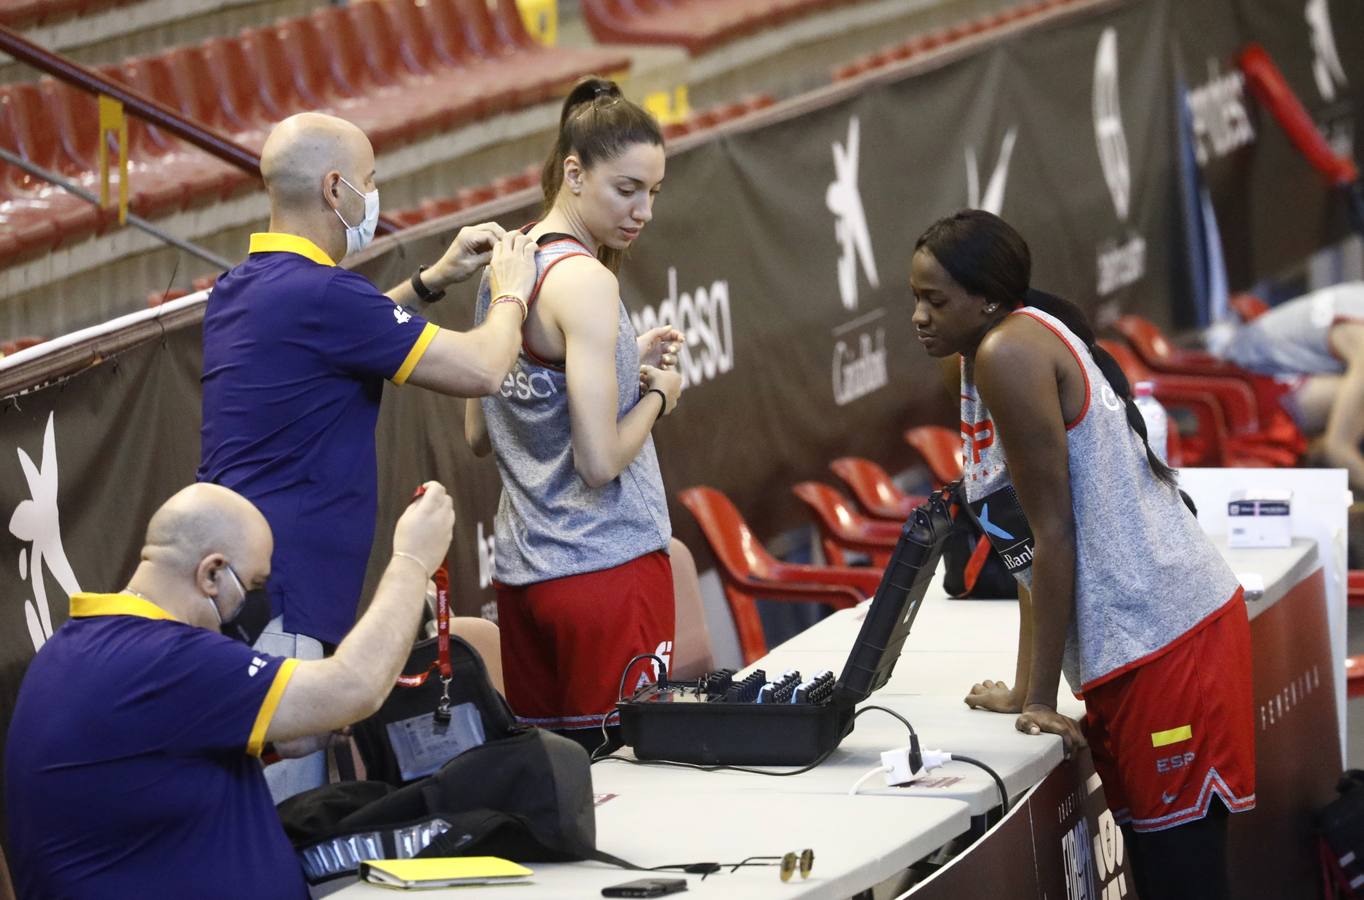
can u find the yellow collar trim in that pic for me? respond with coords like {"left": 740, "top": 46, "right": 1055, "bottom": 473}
{"left": 70, "top": 592, "right": 181, "bottom": 623}
{"left": 248, "top": 233, "right": 336, "bottom": 267}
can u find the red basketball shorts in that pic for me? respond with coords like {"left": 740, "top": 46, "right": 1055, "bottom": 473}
{"left": 1082, "top": 599, "right": 1256, "bottom": 832}
{"left": 496, "top": 550, "right": 675, "bottom": 732}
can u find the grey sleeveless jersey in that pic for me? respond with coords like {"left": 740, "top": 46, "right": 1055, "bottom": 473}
{"left": 1225, "top": 282, "right": 1364, "bottom": 376}
{"left": 961, "top": 307, "right": 1241, "bottom": 692}
{"left": 473, "top": 237, "right": 671, "bottom": 586}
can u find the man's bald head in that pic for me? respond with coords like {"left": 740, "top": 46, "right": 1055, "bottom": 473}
{"left": 260, "top": 113, "right": 373, "bottom": 209}
{"left": 143, "top": 483, "right": 272, "bottom": 576}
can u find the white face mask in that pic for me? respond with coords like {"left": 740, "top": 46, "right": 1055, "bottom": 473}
{"left": 333, "top": 175, "right": 380, "bottom": 257}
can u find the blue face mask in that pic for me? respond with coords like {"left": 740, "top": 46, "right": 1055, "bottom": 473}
{"left": 333, "top": 175, "right": 380, "bottom": 257}
{"left": 220, "top": 564, "right": 273, "bottom": 646}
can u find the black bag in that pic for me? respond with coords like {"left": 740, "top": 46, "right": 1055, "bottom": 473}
{"left": 941, "top": 482, "right": 1018, "bottom": 599}
{"left": 350, "top": 633, "right": 518, "bottom": 785}
{"left": 1317, "top": 770, "right": 1364, "bottom": 897}
{"left": 280, "top": 727, "right": 598, "bottom": 884}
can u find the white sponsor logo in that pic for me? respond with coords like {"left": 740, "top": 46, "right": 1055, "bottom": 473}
{"left": 1186, "top": 59, "right": 1256, "bottom": 166}
{"left": 9, "top": 413, "right": 82, "bottom": 652}
{"left": 1061, "top": 818, "right": 1099, "bottom": 900}
{"left": 832, "top": 328, "right": 888, "bottom": 406}
{"left": 1092, "top": 27, "right": 1147, "bottom": 297}
{"left": 393, "top": 305, "right": 413, "bottom": 325}
{"left": 826, "top": 116, "right": 879, "bottom": 311}
{"left": 650, "top": 640, "right": 673, "bottom": 683}
{"left": 630, "top": 267, "right": 735, "bottom": 389}
{"left": 500, "top": 367, "right": 558, "bottom": 401}
{"left": 1306, "top": 0, "right": 1348, "bottom": 102}
{"left": 1001, "top": 545, "right": 1035, "bottom": 570}
{"left": 476, "top": 521, "right": 496, "bottom": 591}
{"left": 1100, "top": 384, "right": 1123, "bottom": 411}
{"left": 1093, "top": 28, "right": 1131, "bottom": 222}
{"left": 965, "top": 127, "right": 1018, "bottom": 216}
{"left": 1087, "top": 766, "right": 1130, "bottom": 899}
{"left": 1259, "top": 663, "right": 1321, "bottom": 731}
{"left": 248, "top": 655, "right": 266, "bottom": 677}
{"left": 1096, "top": 236, "right": 1147, "bottom": 296}
{"left": 1156, "top": 751, "right": 1197, "bottom": 774}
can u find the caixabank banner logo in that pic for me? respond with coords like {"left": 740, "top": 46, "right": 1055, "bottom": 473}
{"left": 1092, "top": 27, "right": 1147, "bottom": 299}
{"left": 825, "top": 115, "right": 888, "bottom": 407}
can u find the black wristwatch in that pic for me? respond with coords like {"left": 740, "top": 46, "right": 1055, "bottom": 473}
{"left": 411, "top": 265, "right": 447, "bottom": 303}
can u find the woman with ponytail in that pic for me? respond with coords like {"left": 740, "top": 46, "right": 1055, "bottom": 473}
{"left": 912, "top": 210, "right": 1251, "bottom": 900}
{"left": 465, "top": 77, "right": 682, "bottom": 751}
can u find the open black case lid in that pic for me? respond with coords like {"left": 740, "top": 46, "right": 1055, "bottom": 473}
{"left": 830, "top": 484, "right": 958, "bottom": 708}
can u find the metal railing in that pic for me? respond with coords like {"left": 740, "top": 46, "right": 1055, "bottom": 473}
{"left": 0, "top": 23, "right": 401, "bottom": 234}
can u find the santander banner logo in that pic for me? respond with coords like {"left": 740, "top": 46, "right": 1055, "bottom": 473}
{"left": 1091, "top": 26, "right": 1146, "bottom": 297}
{"left": 1093, "top": 27, "right": 1131, "bottom": 224}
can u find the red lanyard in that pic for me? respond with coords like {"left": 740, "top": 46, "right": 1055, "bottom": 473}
{"left": 394, "top": 561, "right": 452, "bottom": 690}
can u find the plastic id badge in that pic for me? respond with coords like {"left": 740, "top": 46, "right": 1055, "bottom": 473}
{"left": 385, "top": 701, "right": 486, "bottom": 781}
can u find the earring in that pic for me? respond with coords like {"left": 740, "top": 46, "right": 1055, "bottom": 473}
{"left": 986, "top": 304, "right": 999, "bottom": 313}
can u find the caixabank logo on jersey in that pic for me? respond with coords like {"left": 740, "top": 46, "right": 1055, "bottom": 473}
{"left": 825, "top": 115, "right": 888, "bottom": 407}
{"left": 629, "top": 266, "right": 735, "bottom": 390}
{"left": 1092, "top": 27, "right": 1147, "bottom": 299}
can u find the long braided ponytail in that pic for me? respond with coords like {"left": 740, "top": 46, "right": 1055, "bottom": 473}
{"left": 915, "top": 210, "right": 1177, "bottom": 487}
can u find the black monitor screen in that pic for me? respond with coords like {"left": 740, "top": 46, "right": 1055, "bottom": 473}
{"left": 832, "top": 490, "right": 956, "bottom": 707}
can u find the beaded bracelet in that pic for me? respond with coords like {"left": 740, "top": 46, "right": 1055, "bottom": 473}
{"left": 491, "top": 293, "right": 528, "bottom": 322}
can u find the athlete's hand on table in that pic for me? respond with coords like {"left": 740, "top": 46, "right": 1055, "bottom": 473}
{"left": 430, "top": 222, "right": 507, "bottom": 285}
{"left": 1017, "top": 703, "right": 1086, "bottom": 754}
{"left": 964, "top": 678, "right": 1023, "bottom": 714}
{"left": 640, "top": 364, "right": 683, "bottom": 416}
{"left": 637, "top": 325, "right": 683, "bottom": 370}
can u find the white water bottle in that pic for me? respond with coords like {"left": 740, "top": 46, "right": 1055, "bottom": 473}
{"left": 1132, "top": 381, "right": 1169, "bottom": 464}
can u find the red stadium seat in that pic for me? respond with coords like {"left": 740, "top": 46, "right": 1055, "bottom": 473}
{"left": 236, "top": 29, "right": 304, "bottom": 126}
{"left": 678, "top": 486, "right": 881, "bottom": 664}
{"left": 342, "top": 1, "right": 481, "bottom": 132}
{"left": 0, "top": 0, "right": 633, "bottom": 269}
{"left": 147, "top": 288, "right": 189, "bottom": 307}
{"left": 1099, "top": 340, "right": 1267, "bottom": 468}
{"left": 904, "top": 424, "right": 965, "bottom": 486}
{"left": 113, "top": 57, "right": 244, "bottom": 210}
{"left": 828, "top": 456, "right": 925, "bottom": 521}
{"left": 0, "top": 82, "right": 103, "bottom": 249}
{"left": 1112, "top": 314, "right": 1304, "bottom": 464}
{"left": 791, "top": 481, "right": 901, "bottom": 568}
{"left": 1347, "top": 655, "right": 1364, "bottom": 699}
{"left": 1229, "top": 292, "right": 1271, "bottom": 322}
{"left": 198, "top": 37, "right": 277, "bottom": 141}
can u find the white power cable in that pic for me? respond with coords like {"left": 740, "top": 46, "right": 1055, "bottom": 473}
{"left": 848, "top": 764, "right": 891, "bottom": 796}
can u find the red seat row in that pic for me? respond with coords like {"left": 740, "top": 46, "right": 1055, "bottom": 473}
{"left": 387, "top": 92, "right": 776, "bottom": 230}
{"left": 830, "top": 0, "right": 1078, "bottom": 81}
{"left": 0, "top": 0, "right": 131, "bottom": 30}
{"left": 0, "top": 335, "right": 48, "bottom": 355}
{"left": 0, "top": 0, "right": 630, "bottom": 266}
{"left": 1106, "top": 315, "right": 1306, "bottom": 468}
{"left": 582, "top": 0, "right": 864, "bottom": 56}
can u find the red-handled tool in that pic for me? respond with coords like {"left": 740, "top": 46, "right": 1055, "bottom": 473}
{"left": 1239, "top": 43, "right": 1364, "bottom": 234}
